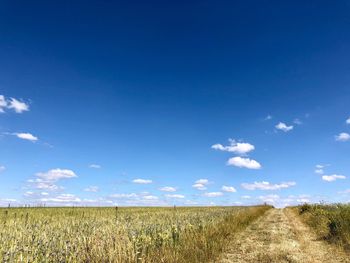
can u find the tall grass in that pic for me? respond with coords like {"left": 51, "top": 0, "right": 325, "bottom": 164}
{"left": 296, "top": 203, "right": 350, "bottom": 252}
{"left": 0, "top": 205, "right": 271, "bottom": 262}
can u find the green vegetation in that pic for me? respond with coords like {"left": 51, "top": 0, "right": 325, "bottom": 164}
{"left": 296, "top": 203, "right": 350, "bottom": 252}
{"left": 0, "top": 205, "right": 271, "bottom": 262}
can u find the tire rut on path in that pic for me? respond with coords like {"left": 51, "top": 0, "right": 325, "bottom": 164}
{"left": 216, "top": 208, "right": 349, "bottom": 263}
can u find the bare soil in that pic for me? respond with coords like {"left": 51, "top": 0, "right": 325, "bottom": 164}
{"left": 216, "top": 208, "right": 350, "bottom": 263}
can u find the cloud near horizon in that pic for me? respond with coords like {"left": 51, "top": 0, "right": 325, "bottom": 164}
{"left": 203, "top": 192, "right": 223, "bottom": 197}
{"left": 241, "top": 181, "right": 296, "bottom": 190}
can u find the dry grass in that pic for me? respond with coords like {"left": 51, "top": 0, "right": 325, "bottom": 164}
{"left": 295, "top": 204, "right": 350, "bottom": 252}
{"left": 0, "top": 205, "right": 271, "bottom": 262}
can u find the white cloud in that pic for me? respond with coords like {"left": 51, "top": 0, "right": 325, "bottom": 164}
{"left": 315, "top": 169, "right": 324, "bottom": 174}
{"left": 165, "top": 194, "right": 185, "bottom": 199}
{"left": 24, "top": 191, "right": 35, "bottom": 197}
{"left": 335, "top": 132, "right": 350, "bottom": 142}
{"left": 27, "top": 178, "right": 63, "bottom": 191}
{"left": 89, "top": 164, "right": 101, "bottom": 169}
{"left": 0, "top": 166, "right": 5, "bottom": 173}
{"left": 258, "top": 194, "right": 280, "bottom": 203}
{"left": 24, "top": 191, "right": 50, "bottom": 197}
{"left": 227, "top": 157, "right": 261, "bottom": 169}
{"left": 211, "top": 139, "right": 255, "bottom": 155}
{"left": 159, "top": 186, "right": 177, "bottom": 192}
{"left": 84, "top": 186, "right": 99, "bottom": 192}
{"left": 192, "top": 183, "right": 207, "bottom": 190}
{"left": 8, "top": 98, "right": 29, "bottom": 113}
{"left": 110, "top": 193, "right": 138, "bottom": 198}
{"left": 36, "top": 169, "right": 77, "bottom": 181}
{"left": 36, "top": 182, "right": 61, "bottom": 191}
{"left": 241, "top": 195, "right": 251, "bottom": 199}
{"left": 0, "top": 95, "right": 7, "bottom": 113}
{"left": 132, "top": 179, "right": 152, "bottom": 184}
{"left": 195, "top": 179, "right": 209, "bottom": 185}
{"left": 315, "top": 164, "right": 324, "bottom": 169}
{"left": 346, "top": 117, "right": 350, "bottom": 124}
{"left": 221, "top": 185, "right": 237, "bottom": 193}
{"left": 0, "top": 95, "right": 29, "bottom": 113}
{"left": 192, "top": 179, "right": 209, "bottom": 190}
{"left": 204, "top": 192, "right": 223, "bottom": 197}
{"left": 40, "top": 194, "right": 81, "bottom": 203}
{"left": 14, "top": 132, "right": 38, "bottom": 142}
{"left": 322, "top": 174, "right": 346, "bottom": 182}
{"left": 241, "top": 181, "right": 296, "bottom": 190}
{"left": 142, "top": 195, "right": 158, "bottom": 200}
{"left": 275, "top": 122, "right": 294, "bottom": 132}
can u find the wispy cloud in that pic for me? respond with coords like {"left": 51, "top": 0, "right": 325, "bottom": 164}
{"left": 221, "top": 185, "right": 237, "bottom": 192}
{"left": 241, "top": 181, "right": 296, "bottom": 190}
{"left": 264, "top": 115, "right": 272, "bottom": 121}
{"left": 27, "top": 179, "right": 63, "bottom": 191}
{"left": 8, "top": 98, "right": 29, "bottom": 113}
{"left": 142, "top": 195, "right": 158, "bottom": 200}
{"left": 314, "top": 164, "right": 325, "bottom": 174}
{"left": 159, "top": 186, "right": 177, "bottom": 192}
{"left": 203, "top": 192, "right": 223, "bottom": 197}
{"left": 293, "top": 118, "right": 302, "bottom": 125}
{"left": 0, "top": 166, "right": 5, "bottom": 173}
{"left": 165, "top": 194, "right": 185, "bottom": 199}
{"left": 275, "top": 122, "right": 293, "bottom": 132}
{"left": 89, "top": 164, "right": 101, "bottom": 169}
{"left": 322, "top": 174, "right": 346, "bottom": 182}
{"left": 110, "top": 193, "right": 138, "bottom": 198}
{"left": 0, "top": 95, "right": 29, "bottom": 113}
{"left": 37, "top": 169, "right": 77, "bottom": 181}
{"left": 227, "top": 157, "right": 261, "bottom": 169}
{"left": 0, "top": 96, "right": 7, "bottom": 113}
{"left": 132, "top": 179, "right": 153, "bottom": 184}
{"left": 192, "top": 179, "right": 209, "bottom": 190}
{"left": 40, "top": 194, "right": 81, "bottom": 203}
{"left": 346, "top": 117, "right": 350, "bottom": 124}
{"left": 84, "top": 186, "right": 99, "bottom": 192}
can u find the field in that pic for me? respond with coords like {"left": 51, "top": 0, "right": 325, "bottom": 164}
{"left": 0, "top": 205, "right": 270, "bottom": 263}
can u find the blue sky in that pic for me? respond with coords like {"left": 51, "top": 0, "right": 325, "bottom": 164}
{"left": 1, "top": 1, "right": 350, "bottom": 207}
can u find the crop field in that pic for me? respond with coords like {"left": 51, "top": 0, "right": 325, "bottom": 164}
{"left": 0, "top": 205, "right": 270, "bottom": 263}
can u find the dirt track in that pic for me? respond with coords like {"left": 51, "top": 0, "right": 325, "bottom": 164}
{"left": 217, "top": 209, "right": 349, "bottom": 263}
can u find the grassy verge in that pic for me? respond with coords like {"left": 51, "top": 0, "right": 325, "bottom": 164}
{"left": 294, "top": 203, "right": 350, "bottom": 252}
